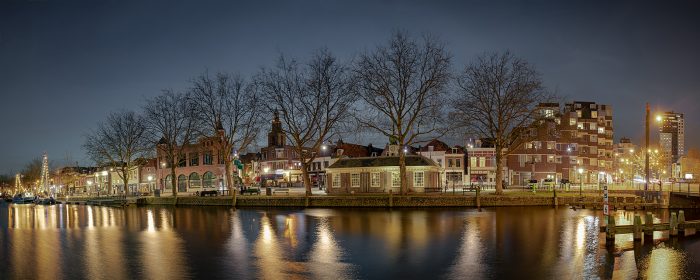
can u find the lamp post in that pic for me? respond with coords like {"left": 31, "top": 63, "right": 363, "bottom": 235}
{"left": 578, "top": 168, "right": 584, "bottom": 200}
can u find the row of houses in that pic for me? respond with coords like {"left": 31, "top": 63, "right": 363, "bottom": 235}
{"left": 53, "top": 100, "right": 620, "bottom": 196}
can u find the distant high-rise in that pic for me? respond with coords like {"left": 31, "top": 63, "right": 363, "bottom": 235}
{"left": 659, "top": 111, "right": 684, "bottom": 163}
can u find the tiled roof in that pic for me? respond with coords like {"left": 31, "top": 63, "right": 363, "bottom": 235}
{"left": 327, "top": 155, "right": 438, "bottom": 168}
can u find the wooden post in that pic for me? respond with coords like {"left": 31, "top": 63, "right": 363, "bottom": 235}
{"left": 678, "top": 210, "right": 686, "bottom": 235}
{"left": 553, "top": 188, "right": 558, "bottom": 207}
{"left": 388, "top": 189, "right": 393, "bottom": 208}
{"left": 606, "top": 214, "right": 616, "bottom": 243}
{"left": 633, "top": 214, "right": 642, "bottom": 241}
{"left": 233, "top": 189, "right": 237, "bottom": 207}
{"left": 670, "top": 212, "right": 678, "bottom": 236}
{"left": 476, "top": 186, "right": 481, "bottom": 209}
{"left": 644, "top": 212, "right": 653, "bottom": 238}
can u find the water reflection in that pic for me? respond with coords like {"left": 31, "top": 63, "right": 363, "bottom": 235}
{"left": 1, "top": 203, "right": 699, "bottom": 279}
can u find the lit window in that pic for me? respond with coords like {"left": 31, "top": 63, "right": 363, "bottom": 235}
{"left": 598, "top": 127, "right": 605, "bottom": 134}
{"left": 351, "top": 174, "right": 360, "bottom": 188}
{"left": 392, "top": 172, "right": 400, "bottom": 187}
{"left": 569, "top": 118, "right": 576, "bottom": 126}
{"left": 371, "top": 173, "right": 380, "bottom": 187}
{"left": 413, "top": 172, "right": 424, "bottom": 187}
{"left": 332, "top": 174, "right": 340, "bottom": 187}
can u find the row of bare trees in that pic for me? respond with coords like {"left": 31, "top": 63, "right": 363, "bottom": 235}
{"left": 82, "top": 31, "right": 551, "bottom": 196}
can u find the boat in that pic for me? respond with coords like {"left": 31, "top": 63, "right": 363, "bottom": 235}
{"left": 35, "top": 197, "right": 56, "bottom": 205}
{"left": 12, "top": 193, "right": 36, "bottom": 204}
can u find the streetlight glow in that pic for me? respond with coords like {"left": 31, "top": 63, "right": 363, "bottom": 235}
{"left": 577, "top": 168, "right": 584, "bottom": 174}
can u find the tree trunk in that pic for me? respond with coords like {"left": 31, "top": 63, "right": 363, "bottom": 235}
{"left": 224, "top": 158, "right": 233, "bottom": 194}
{"left": 301, "top": 162, "right": 312, "bottom": 196}
{"left": 121, "top": 168, "right": 129, "bottom": 196}
{"left": 399, "top": 152, "right": 407, "bottom": 195}
{"left": 495, "top": 145, "right": 504, "bottom": 195}
{"left": 170, "top": 165, "right": 177, "bottom": 197}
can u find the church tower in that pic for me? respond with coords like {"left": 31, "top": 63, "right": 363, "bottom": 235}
{"left": 267, "top": 110, "right": 286, "bottom": 147}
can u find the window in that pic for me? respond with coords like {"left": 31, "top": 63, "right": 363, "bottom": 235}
{"left": 455, "top": 159, "right": 461, "bottom": 168}
{"left": 351, "top": 174, "right": 360, "bottom": 188}
{"left": 203, "top": 151, "right": 213, "bottom": 165}
{"left": 590, "top": 123, "right": 597, "bottom": 130}
{"left": 177, "top": 154, "right": 186, "bottom": 167}
{"left": 471, "top": 157, "right": 477, "bottom": 167}
{"left": 570, "top": 156, "right": 577, "bottom": 164}
{"left": 437, "top": 159, "right": 443, "bottom": 167}
{"left": 598, "top": 127, "right": 605, "bottom": 134}
{"left": 448, "top": 159, "right": 454, "bottom": 167}
{"left": 592, "top": 111, "right": 598, "bottom": 118}
{"left": 218, "top": 150, "right": 225, "bottom": 164}
{"left": 569, "top": 118, "right": 576, "bottom": 126}
{"left": 547, "top": 155, "right": 555, "bottom": 163}
{"left": 324, "top": 161, "right": 329, "bottom": 168}
{"left": 189, "top": 152, "right": 199, "bottom": 166}
{"left": 392, "top": 172, "right": 400, "bottom": 187}
{"left": 479, "top": 157, "right": 486, "bottom": 166}
{"left": 577, "top": 123, "right": 584, "bottom": 130}
{"left": 332, "top": 174, "right": 340, "bottom": 187}
{"left": 276, "top": 148, "right": 285, "bottom": 159}
{"left": 371, "top": 173, "right": 380, "bottom": 187}
{"left": 577, "top": 110, "right": 582, "bottom": 117}
{"left": 413, "top": 171, "right": 424, "bottom": 187}
{"left": 547, "top": 142, "right": 554, "bottom": 150}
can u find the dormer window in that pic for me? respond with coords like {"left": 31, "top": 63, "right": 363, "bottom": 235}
{"left": 337, "top": 149, "right": 344, "bottom": 156}
{"left": 451, "top": 148, "right": 458, "bottom": 154}
{"left": 371, "top": 152, "right": 377, "bottom": 157}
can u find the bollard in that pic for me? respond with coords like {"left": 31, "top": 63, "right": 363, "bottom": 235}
{"left": 389, "top": 190, "right": 393, "bottom": 208}
{"left": 553, "top": 188, "right": 558, "bottom": 207}
{"left": 678, "top": 210, "right": 686, "bottom": 235}
{"left": 633, "top": 214, "right": 642, "bottom": 241}
{"left": 606, "top": 214, "right": 616, "bottom": 242}
{"left": 670, "top": 212, "right": 678, "bottom": 236}
{"left": 644, "top": 212, "right": 653, "bottom": 237}
{"left": 476, "top": 187, "right": 481, "bottom": 209}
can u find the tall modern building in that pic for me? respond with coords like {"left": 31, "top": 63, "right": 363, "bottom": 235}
{"left": 659, "top": 111, "right": 685, "bottom": 164}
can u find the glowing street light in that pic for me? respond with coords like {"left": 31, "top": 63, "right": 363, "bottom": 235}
{"left": 577, "top": 168, "right": 584, "bottom": 200}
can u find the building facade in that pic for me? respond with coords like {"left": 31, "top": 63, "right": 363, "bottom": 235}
{"left": 325, "top": 155, "right": 441, "bottom": 194}
{"left": 659, "top": 111, "right": 685, "bottom": 173}
{"left": 507, "top": 101, "right": 615, "bottom": 185}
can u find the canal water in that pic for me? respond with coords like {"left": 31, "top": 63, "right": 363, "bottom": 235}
{"left": 0, "top": 204, "right": 699, "bottom": 280}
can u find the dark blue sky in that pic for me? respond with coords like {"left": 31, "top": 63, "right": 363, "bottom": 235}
{"left": 1, "top": 0, "right": 699, "bottom": 173}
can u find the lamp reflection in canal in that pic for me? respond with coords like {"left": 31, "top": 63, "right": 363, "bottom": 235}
{"left": 255, "top": 214, "right": 286, "bottom": 279}
{"left": 308, "top": 217, "right": 354, "bottom": 279}
{"left": 84, "top": 206, "right": 127, "bottom": 280}
{"left": 140, "top": 208, "right": 189, "bottom": 280}
{"left": 447, "top": 215, "right": 485, "bottom": 279}
{"left": 225, "top": 209, "right": 253, "bottom": 279}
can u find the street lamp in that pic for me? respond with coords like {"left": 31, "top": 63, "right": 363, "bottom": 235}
{"left": 578, "top": 168, "right": 584, "bottom": 200}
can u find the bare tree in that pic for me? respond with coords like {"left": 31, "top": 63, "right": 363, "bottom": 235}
{"left": 143, "top": 90, "right": 195, "bottom": 197}
{"left": 452, "top": 51, "right": 550, "bottom": 195}
{"left": 83, "top": 110, "right": 150, "bottom": 195}
{"left": 354, "top": 32, "right": 451, "bottom": 195}
{"left": 189, "top": 71, "right": 262, "bottom": 195}
{"left": 256, "top": 49, "right": 356, "bottom": 196}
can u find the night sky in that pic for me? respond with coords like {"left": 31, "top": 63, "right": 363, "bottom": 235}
{"left": 1, "top": 0, "right": 699, "bottom": 174}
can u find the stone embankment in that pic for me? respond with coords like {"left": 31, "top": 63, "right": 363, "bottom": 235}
{"left": 129, "top": 193, "right": 649, "bottom": 209}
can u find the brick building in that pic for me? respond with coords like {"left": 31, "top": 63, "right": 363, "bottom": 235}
{"left": 507, "top": 101, "right": 614, "bottom": 185}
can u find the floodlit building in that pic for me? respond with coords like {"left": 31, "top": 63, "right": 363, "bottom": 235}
{"left": 325, "top": 155, "right": 441, "bottom": 194}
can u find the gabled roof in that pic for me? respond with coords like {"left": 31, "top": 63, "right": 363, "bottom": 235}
{"left": 419, "top": 139, "right": 451, "bottom": 152}
{"left": 327, "top": 155, "right": 439, "bottom": 169}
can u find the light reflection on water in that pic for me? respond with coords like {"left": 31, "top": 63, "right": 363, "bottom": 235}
{"left": 1, "top": 203, "right": 699, "bottom": 279}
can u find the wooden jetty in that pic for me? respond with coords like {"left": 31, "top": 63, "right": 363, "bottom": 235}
{"left": 601, "top": 210, "right": 700, "bottom": 244}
